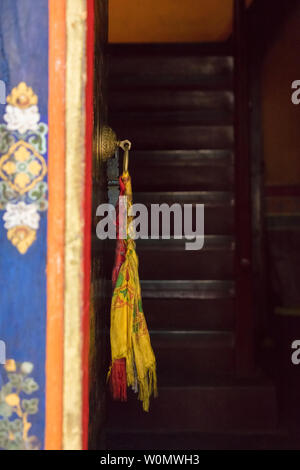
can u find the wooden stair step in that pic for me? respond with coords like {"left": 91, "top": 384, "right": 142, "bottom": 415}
{"left": 109, "top": 90, "right": 234, "bottom": 125}
{"left": 131, "top": 149, "right": 234, "bottom": 166}
{"left": 113, "top": 124, "right": 234, "bottom": 150}
{"left": 144, "top": 298, "right": 235, "bottom": 331}
{"left": 135, "top": 190, "right": 234, "bottom": 204}
{"left": 151, "top": 330, "right": 235, "bottom": 381}
{"left": 107, "top": 381, "right": 278, "bottom": 433}
{"left": 129, "top": 150, "right": 234, "bottom": 191}
{"left": 111, "top": 109, "right": 233, "bottom": 126}
{"left": 109, "top": 49, "right": 233, "bottom": 89}
{"left": 136, "top": 235, "right": 235, "bottom": 250}
{"left": 151, "top": 330, "right": 234, "bottom": 348}
{"left": 109, "top": 42, "right": 233, "bottom": 58}
{"left": 133, "top": 191, "right": 234, "bottom": 235}
{"left": 141, "top": 280, "right": 235, "bottom": 299}
{"left": 110, "top": 90, "right": 234, "bottom": 112}
{"left": 138, "top": 250, "right": 234, "bottom": 280}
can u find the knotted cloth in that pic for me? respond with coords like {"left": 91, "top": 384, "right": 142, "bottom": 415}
{"left": 108, "top": 171, "right": 157, "bottom": 411}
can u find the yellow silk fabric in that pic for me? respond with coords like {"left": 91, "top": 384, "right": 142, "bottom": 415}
{"left": 110, "top": 172, "right": 157, "bottom": 411}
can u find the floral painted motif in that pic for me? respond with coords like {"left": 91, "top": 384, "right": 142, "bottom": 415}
{"left": 0, "top": 82, "right": 48, "bottom": 253}
{"left": 4, "top": 105, "right": 40, "bottom": 134}
{"left": 0, "top": 141, "right": 47, "bottom": 194}
{"left": 3, "top": 202, "right": 40, "bottom": 230}
{"left": 0, "top": 359, "right": 40, "bottom": 450}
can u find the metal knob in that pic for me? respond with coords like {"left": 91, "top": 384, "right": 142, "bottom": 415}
{"left": 100, "top": 126, "right": 118, "bottom": 161}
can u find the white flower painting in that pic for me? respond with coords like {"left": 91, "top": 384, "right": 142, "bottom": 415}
{"left": 3, "top": 202, "right": 40, "bottom": 230}
{"left": 3, "top": 105, "right": 40, "bottom": 134}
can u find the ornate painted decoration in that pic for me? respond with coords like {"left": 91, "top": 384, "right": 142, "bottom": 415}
{"left": 0, "top": 82, "right": 48, "bottom": 254}
{"left": 0, "top": 359, "right": 40, "bottom": 450}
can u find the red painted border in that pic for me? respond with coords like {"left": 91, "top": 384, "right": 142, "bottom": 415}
{"left": 82, "top": 0, "right": 95, "bottom": 450}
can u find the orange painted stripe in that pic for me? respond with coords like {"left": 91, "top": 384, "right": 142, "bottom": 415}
{"left": 45, "top": 0, "right": 66, "bottom": 450}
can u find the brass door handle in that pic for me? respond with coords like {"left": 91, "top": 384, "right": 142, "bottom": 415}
{"left": 100, "top": 126, "right": 132, "bottom": 172}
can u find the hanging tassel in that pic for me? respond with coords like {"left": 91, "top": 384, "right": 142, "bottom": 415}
{"left": 110, "top": 358, "right": 127, "bottom": 402}
{"left": 109, "top": 176, "right": 127, "bottom": 401}
{"left": 108, "top": 164, "right": 157, "bottom": 410}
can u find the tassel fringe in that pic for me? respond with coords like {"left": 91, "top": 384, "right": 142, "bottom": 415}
{"left": 137, "top": 364, "right": 158, "bottom": 412}
{"left": 110, "top": 358, "right": 127, "bottom": 402}
{"left": 126, "top": 357, "right": 157, "bottom": 412}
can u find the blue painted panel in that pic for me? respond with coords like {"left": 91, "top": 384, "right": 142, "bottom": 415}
{"left": 0, "top": 0, "right": 48, "bottom": 450}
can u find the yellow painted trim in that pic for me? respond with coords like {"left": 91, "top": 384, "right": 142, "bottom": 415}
{"left": 63, "top": 0, "right": 87, "bottom": 450}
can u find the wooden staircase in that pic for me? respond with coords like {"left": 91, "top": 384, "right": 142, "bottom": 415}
{"left": 105, "top": 42, "right": 278, "bottom": 450}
